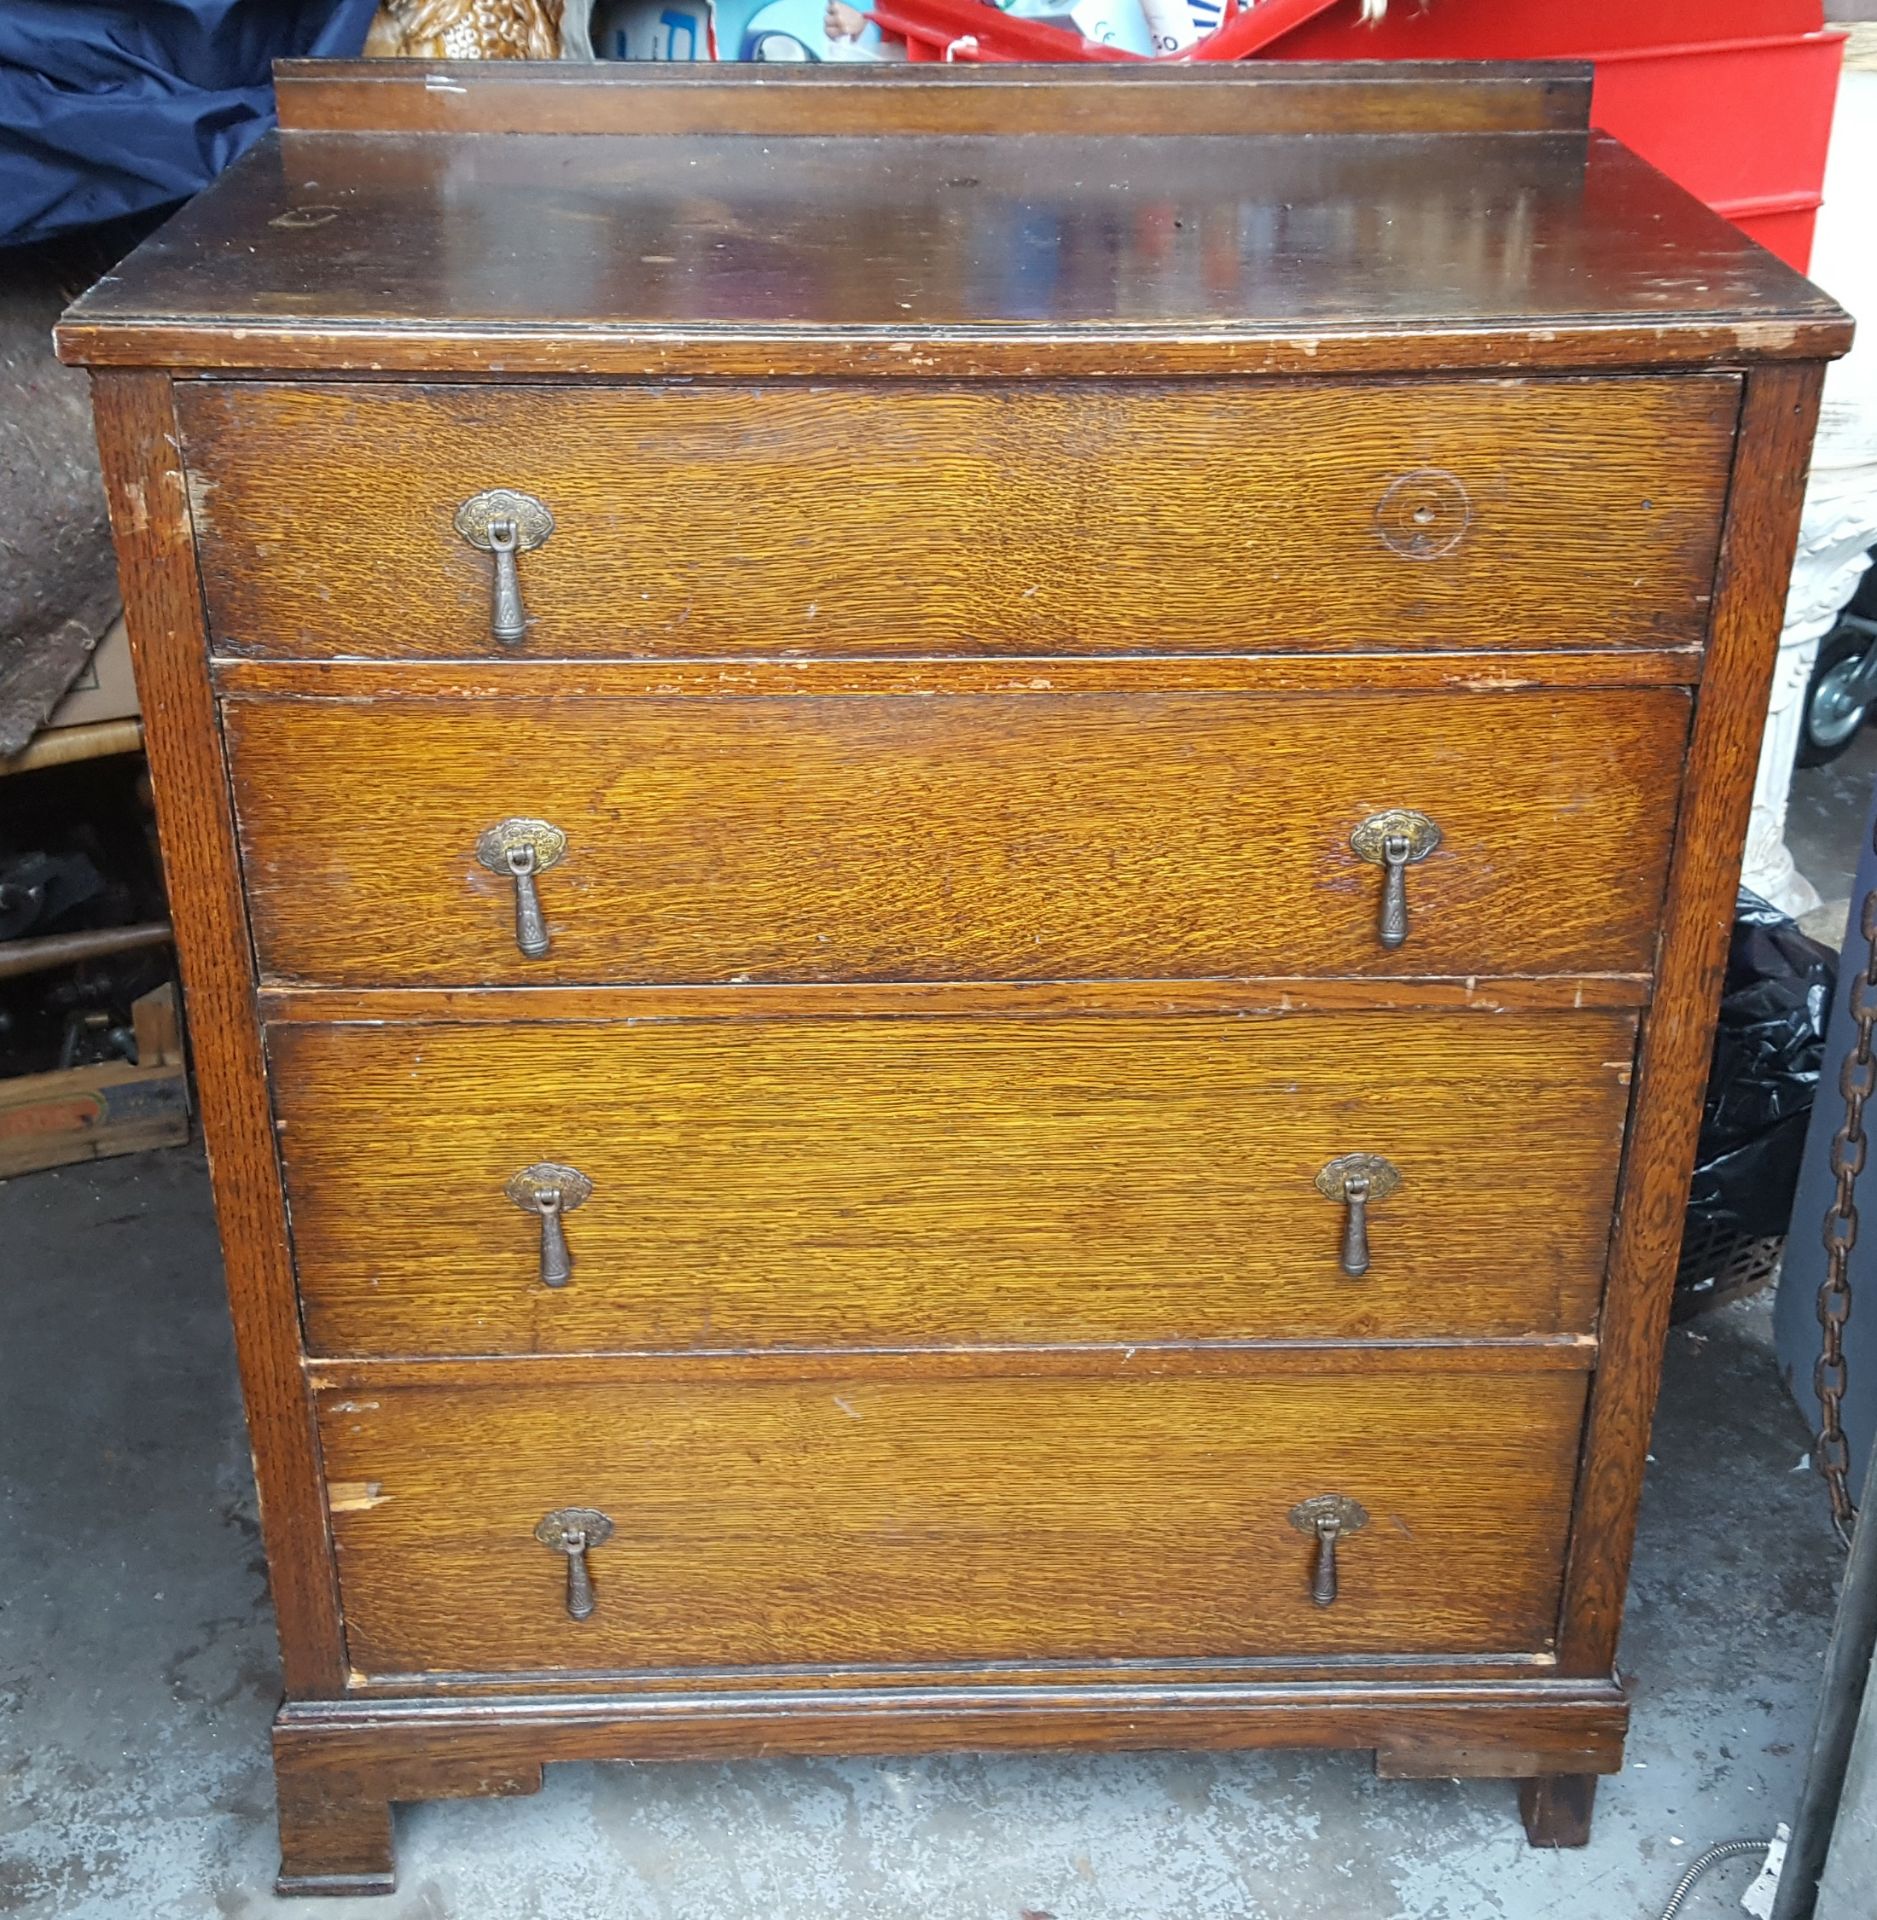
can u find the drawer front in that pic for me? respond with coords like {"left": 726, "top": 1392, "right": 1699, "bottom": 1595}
{"left": 177, "top": 377, "right": 1736, "bottom": 660}
{"left": 276, "top": 1012, "right": 1636, "bottom": 1356}
{"left": 227, "top": 688, "right": 1689, "bottom": 986}
{"left": 320, "top": 1365, "right": 1587, "bottom": 1676}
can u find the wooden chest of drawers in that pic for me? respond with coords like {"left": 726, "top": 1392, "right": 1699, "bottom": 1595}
{"left": 59, "top": 58, "right": 1852, "bottom": 1894}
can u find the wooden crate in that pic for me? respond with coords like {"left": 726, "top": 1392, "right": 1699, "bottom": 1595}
{"left": 0, "top": 981, "right": 189, "bottom": 1178}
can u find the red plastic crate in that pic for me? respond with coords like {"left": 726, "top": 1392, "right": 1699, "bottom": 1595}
{"left": 1268, "top": 0, "right": 1845, "bottom": 271}
{"left": 868, "top": 0, "right": 1345, "bottom": 64}
{"left": 1589, "top": 34, "right": 1843, "bottom": 268}
{"left": 859, "top": 0, "right": 1843, "bottom": 268}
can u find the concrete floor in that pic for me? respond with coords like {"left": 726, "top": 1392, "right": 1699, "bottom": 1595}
{"left": 0, "top": 1147, "right": 1850, "bottom": 1920}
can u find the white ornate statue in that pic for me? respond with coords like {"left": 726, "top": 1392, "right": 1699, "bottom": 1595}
{"left": 1744, "top": 404, "right": 1877, "bottom": 917}
{"left": 1741, "top": 67, "right": 1877, "bottom": 919}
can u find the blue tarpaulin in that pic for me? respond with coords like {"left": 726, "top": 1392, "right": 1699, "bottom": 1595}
{"left": 0, "top": 1, "right": 376, "bottom": 249}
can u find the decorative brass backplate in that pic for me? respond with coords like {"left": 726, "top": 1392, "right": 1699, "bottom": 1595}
{"left": 1289, "top": 1493, "right": 1369, "bottom": 1539}
{"left": 1314, "top": 1153, "right": 1401, "bottom": 1204}
{"left": 1350, "top": 810, "right": 1441, "bottom": 866}
{"left": 504, "top": 1163, "right": 594, "bottom": 1212}
{"left": 454, "top": 487, "right": 554, "bottom": 554}
{"left": 535, "top": 1507, "right": 614, "bottom": 1555}
{"left": 475, "top": 817, "right": 567, "bottom": 876}
{"left": 535, "top": 1506, "right": 614, "bottom": 1619}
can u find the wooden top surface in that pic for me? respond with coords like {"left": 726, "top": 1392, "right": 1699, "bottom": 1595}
{"left": 57, "top": 63, "right": 1851, "bottom": 378}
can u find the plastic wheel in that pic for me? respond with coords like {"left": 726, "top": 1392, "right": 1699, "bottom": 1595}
{"left": 1798, "top": 623, "right": 1877, "bottom": 769}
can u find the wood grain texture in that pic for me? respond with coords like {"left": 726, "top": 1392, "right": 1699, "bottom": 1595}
{"left": 86, "top": 372, "right": 346, "bottom": 1695}
{"left": 318, "top": 1366, "right": 1587, "bottom": 1675}
{"left": 224, "top": 687, "right": 1691, "bottom": 987}
{"left": 55, "top": 125, "right": 1851, "bottom": 378}
{"left": 274, "top": 1769, "right": 395, "bottom": 1896}
{"left": 258, "top": 975, "right": 1655, "bottom": 1025}
{"left": 274, "top": 1678, "right": 1628, "bottom": 1761}
{"left": 273, "top": 58, "right": 1596, "bottom": 137}
{"left": 268, "top": 1670, "right": 1620, "bottom": 1891}
{"left": 334, "top": 1647, "right": 1571, "bottom": 1699}
{"left": 274, "top": 1732, "right": 540, "bottom": 1896}
{"left": 1557, "top": 363, "right": 1829, "bottom": 1675}
{"left": 211, "top": 650, "right": 1709, "bottom": 698}
{"left": 1377, "top": 1741, "right": 1583, "bottom": 1781}
{"left": 1520, "top": 1771, "right": 1598, "bottom": 1847}
{"left": 306, "top": 1343, "right": 1598, "bottom": 1393}
{"left": 272, "top": 1011, "right": 1637, "bottom": 1355}
{"left": 67, "top": 316, "right": 1851, "bottom": 383}
{"left": 178, "top": 378, "right": 1736, "bottom": 660}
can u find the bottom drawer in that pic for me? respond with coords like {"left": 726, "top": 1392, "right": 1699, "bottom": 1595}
{"left": 319, "top": 1362, "right": 1587, "bottom": 1678}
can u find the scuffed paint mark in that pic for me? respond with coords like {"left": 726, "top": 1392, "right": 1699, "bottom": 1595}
{"left": 327, "top": 1480, "right": 388, "bottom": 1512}
{"left": 182, "top": 469, "right": 216, "bottom": 529}
{"left": 832, "top": 1395, "right": 862, "bottom": 1420}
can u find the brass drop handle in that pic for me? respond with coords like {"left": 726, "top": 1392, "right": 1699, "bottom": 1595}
{"left": 1314, "top": 1154, "right": 1401, "bottom": 1278}
{"left": 476, "top": 818, "right": 567, "bottom": 959}
{"left": 1290, "top": 1494, "right": 1368, "bottom": 1608}
{"left": 505, "top": 1163, "right": 594, "bottom": 1288}
{"left": 1350, "top": 810, "right": 1442, "bottom": 951}
{"left": 455, "top": 488, "right": 554, "bottom": 646}
{"left": 507, "top": 843, "right": 547, "bottom": 957}
{"left": 535, "top": 1507, "right": 614, "bottom": 1621}
{"left": 535, "top": 1187, "right": 570, "bottom": 1285}
{"left": 1378, "top": 835, "right": 1413, "bottom": 948}
{"left": 1340, "top": 1172, "right": 1373, "bottom": 1275}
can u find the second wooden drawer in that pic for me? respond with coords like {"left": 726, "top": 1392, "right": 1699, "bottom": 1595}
{"left": 227, "top": 688, "right": 1689, "bottom": 986}
{"left": 274, "top": 1010, "right": 1636, "bottom": 1354}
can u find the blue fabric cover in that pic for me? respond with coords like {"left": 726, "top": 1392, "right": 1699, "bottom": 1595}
{"left": 0, "top": 1, "right": 376, "bottom": 248}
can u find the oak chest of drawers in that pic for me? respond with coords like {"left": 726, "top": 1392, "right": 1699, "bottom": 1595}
{"left": 59, "top": 57, "right": 1852, "bottom": 1893}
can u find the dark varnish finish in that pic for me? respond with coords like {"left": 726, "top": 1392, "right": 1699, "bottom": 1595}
{"left": 55, "top": 65, "right": 1849, "bottom": 378}
{"left": 58, "top": 60, "right": 1852, "bottom": 1893}
{"left": 273, "top": 57, "right": 1598, "bottom": 137}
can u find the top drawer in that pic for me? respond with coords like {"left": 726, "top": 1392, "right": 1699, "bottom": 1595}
{"left": 175, "top": 376, "right": 1737, "bottom": 661}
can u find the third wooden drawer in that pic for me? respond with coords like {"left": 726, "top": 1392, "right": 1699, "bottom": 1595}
{"left": 273, "top": 1009, "right": 1636, "bottom": 1355}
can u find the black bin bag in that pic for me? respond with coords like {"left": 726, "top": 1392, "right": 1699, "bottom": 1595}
{"left": 1686, "top": 889, "right": 1837, "bottom": 1247}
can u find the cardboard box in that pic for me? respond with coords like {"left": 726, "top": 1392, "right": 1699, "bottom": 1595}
{"left": 42, "top": 616, "right": 138, "bottom": 730}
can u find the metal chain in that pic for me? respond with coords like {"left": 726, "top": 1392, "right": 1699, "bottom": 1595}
{"left": 1815, "top": 869, "right": 1877, "bottom": 1549}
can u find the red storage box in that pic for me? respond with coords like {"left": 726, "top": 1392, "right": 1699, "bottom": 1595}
{"left": 859, "top": 0, "right": 1842, "bottom": 268}
{"left": 1269, "top": 0, "right": 1846, "bottom": 270}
